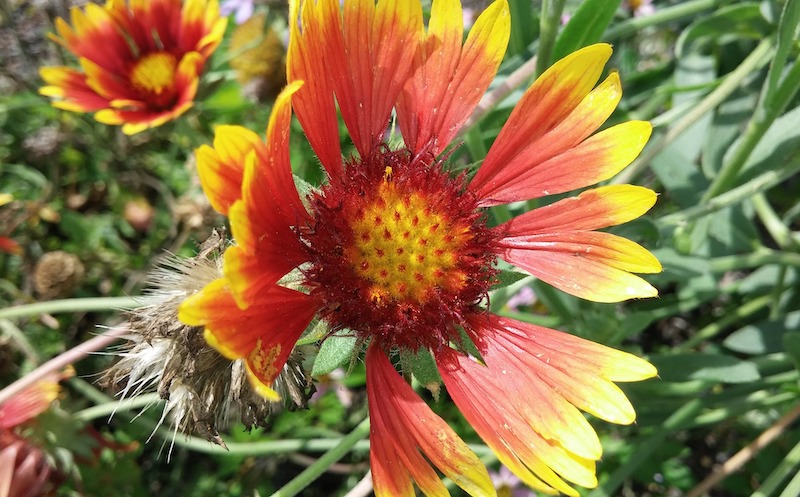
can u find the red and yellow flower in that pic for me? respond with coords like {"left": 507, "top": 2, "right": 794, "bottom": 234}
{"left": 180, "top": 0, "right": 660, "bottom": 495}
{"left": 39, "top": 0, "right": 227, "bottom": 135}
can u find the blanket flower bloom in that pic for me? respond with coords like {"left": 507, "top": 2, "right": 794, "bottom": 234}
{"left": 39, "top": 0, "right": 227, "bottom": 135}
{"left": 179, "top": 0, "right": 661, "bottom": 494}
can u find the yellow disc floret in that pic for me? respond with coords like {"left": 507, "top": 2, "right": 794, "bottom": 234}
{"left": 347, "top": 169, "right": 470, "bottom": 304}
{"left": 130, "top": 52, "right": 178, "bottom": 94}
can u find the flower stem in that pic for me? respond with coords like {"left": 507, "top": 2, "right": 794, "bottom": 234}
{"left": 536, "top": 0, "right": 565, "bottom": 76}
{"left": 0, "top": 324, "right": 129, "bottom": 407}
{"left": 703, "top": 0, "right": 800, "bottom": 200}
{"left": 707, "top": 250, "right": 800, "bottom": 272}
{"left": 0, "top": 296, "right": 141, "bottom": 320}
{"left": 74, "top": 393, "right": 162, "bottom": 422}
{"left": 613, "top": 38, "right": 773, "bottom": 185}
{"left": 605, "top": 0, "right": 732, "bottom": 40}
{"left": 270, "top": 417, "right": 372, "bottom": 497}
{"left": 675, "top": 294, "right": 774, "bottom": 351}
{"left": 658, "top": 152, "right": 800, "bottom": 225}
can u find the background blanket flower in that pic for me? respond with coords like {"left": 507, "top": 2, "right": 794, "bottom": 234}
{"left": 39, "top": 0, "right": 227, "bottom": 135}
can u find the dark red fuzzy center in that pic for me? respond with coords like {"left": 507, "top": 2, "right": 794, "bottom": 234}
{"left": 302, "top": 147, "right": 498, "bottom": 351}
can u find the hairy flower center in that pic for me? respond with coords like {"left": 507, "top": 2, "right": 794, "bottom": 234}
{"left": 130, "top": 52, "right": 177, "bottom": 94}
{"left": 347, "top": 168, "right": 468, "bottom": 304}
{"left": 304, "top": 149, "right": 498, "bottom": 351}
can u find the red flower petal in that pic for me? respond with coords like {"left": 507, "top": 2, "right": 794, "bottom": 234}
{"left": 496, "top": 230, "right": 661, "bottom": 302}
{"left": 178, "top": 278, "right": 319, "bottom": 400}
{"left": 501, "top": 185, "right": 657, "bottom": 233}
{"left": 0, "top": 237, "right": 22, "bottom": 256}
{"left": 469, "top": 45, "right": 650, "bottom": 205}
{"left": 396, "top": 0, "right": 510, "bottom": 156}
{"left": 437, "top": 346, "right": 592, "bottom": 496}
{"left": 288, "top": 0, "right": 345, "bottom": 179}
{"left": 224, "top": 83, "right": 310, "bottom": 306}
{"left": 196, "top": 125, "right": 263, "bottom": 215}
{"left": 0, "top": 368, "right": 73, "bottom": 429}
{"left": 366, "top": 345, "right": 494, "bottom": 497}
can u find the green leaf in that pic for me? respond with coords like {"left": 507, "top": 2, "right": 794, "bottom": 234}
{"left": 552, "top": 0, "right": 620, "bottom": 61}
{"left": 650, "top": 353, "right": 761, "bottom": 383}
{"left": 490, "top": 269, "right": 528, "bottom": 291}
{"left": 401, "top": 348, "right": 442, "bottom": 396}
{"left": 784, "top": 331, "right": 800, "bottom": 373}
{"left": 701, "top": 87, "right": 760, "bottom": 178}
{"left": 312, "top": 330, "right": 358, "bottom": 376}
{"left": 676, "top": 3, "right": 770, "bottom": 57}
{"left": 671, "top": 53, "right": 717, "bottom": 163}
{"left": 723, "top": 310, "right": 800, "bottom": 355}
{"left": 734, "top": 103, "right": 800, "bottom": 184}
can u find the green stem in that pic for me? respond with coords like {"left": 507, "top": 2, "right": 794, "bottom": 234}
{"left": 604, "top": 0, "right": 730, "bottom": 41}
{"left": 658, "top": 152, "right": 800, "bottom": 225}
{"left": 752, "top": 193, "right": 797, "bottom": 250}
{"left": 0, "top": 296, "right": 142, "bottom": 320}
{"left": 270, "top": 417, "right": 372, "bottom": 497}
{"left": 587, "top": 399, "right": 705, "bottom": 497}
{"left": 704, "top": 53, "right": 800, "bottom": 200}
{"left": 0, "top": 319, "right": 41, "bottom": 363}
{"left": 536, "top": 0, "right": 565, "bottom": 76}
{"left": 73, "top": 393, "right": 162, "bottom": 422}
{"left": 0, "top": 325, "right": 129, "bottom": 407}
{"left": 613, "top": 39, "right": 773, "bottom": 185}
{"left": 708, "top": 250, "right": 800, "bottom": 272}
{"left": 676, "top": 294, "right": 773, "bottom": 351}
{"left": 753, "top": 430, "right": 800, "bottom": 497}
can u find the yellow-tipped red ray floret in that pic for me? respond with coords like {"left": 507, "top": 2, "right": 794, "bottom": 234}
{"left": 178, "top": 278, "right": 319, "bottom": 400}
{"left": 470, "top": 44, "right": 652, "bottom": 206}
{"left": 367, "top": 346, "right": 496, "bottom": 497}
{"left": 196, "top": 125, "right": 263, "bottom": 215}
{"left": 504, "top": 185, "right": 658, "bottom": 233}
{"left": 223, "top": 82, "right": 311, "bottom": 309}
{"left": 288, "top": 0, "right": 344, "bottom": 179}
{"left": 396, "top": 0, "right": 510, "bottom": 156}
{"left": 495, "top": 183, "right": 661, "bottom": 302}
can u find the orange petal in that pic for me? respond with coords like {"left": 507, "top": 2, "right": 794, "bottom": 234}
{"left": 470, "top": 44, "right": 620, "bottom": 204}
{"left": 39, "top": 66, "right": 110, "bottom": 112}
{"left": 437, "top": 347, "right": 590, "bottom": 496}
{"left": 366, "top": 345, "right": 495, "bottom": 497}
{"left": 178, "top": 277, "right": 319, "bottom": 366}
{"left": 0, "top": 367, "right": 74, "bottom": 429}
{"left": 287, "top": 0, "right": 344, "bottom": 179}
{"left": 334, "top": 0, "right": 422, "bottom": 157}
{"left": 0, "top": 237, "right": 22, "bottom": 256}
{"left": 502, "top": 185, "right": 657, "bottom": 233}
{"left": 497, "top": 230, "right": 660, "bottom": 302}
{"left": 196, "top": 125, "right": 262, "bottom": 215}
{"left": 469, "top": 314, "right": 657, "bottom": 423}
{"left": 223, "top": 83, "right": 311, "bottom": 305}
{"left": 397, "top": 0, "right": 510, "bottom": 156}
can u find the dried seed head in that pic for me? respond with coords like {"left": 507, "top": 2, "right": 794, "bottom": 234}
{"left": 102, "top": 230, "right": 314, "bottom": 447}
{"left": 33, "top": 251, "right": 84, "bottom": 299}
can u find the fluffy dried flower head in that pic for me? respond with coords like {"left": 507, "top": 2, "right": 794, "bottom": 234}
{"left": 102, "top": 231, "right": 313, "bottom": 446}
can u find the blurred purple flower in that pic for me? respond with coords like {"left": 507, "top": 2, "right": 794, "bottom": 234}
{"left": 221, "top": 0, "right": 255, "bottom": 24}
{"left": 506, "top": 286, "right": 536, "bottom": 312}
{"left": 490, "top": 466, "right": 537, "bottom": 497}
{"left": 310, "top": 368, "right": 354, "bottom": 408}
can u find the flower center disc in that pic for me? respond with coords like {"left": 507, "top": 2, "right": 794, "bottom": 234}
{"left": 130, "top": 52, "right": 178, "bottom": 106}
{"left": 348, "top": 167, "right": 469, "bottom": 305}
{"left": 304, "top": 149, "right": 498, "bottom": 351}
